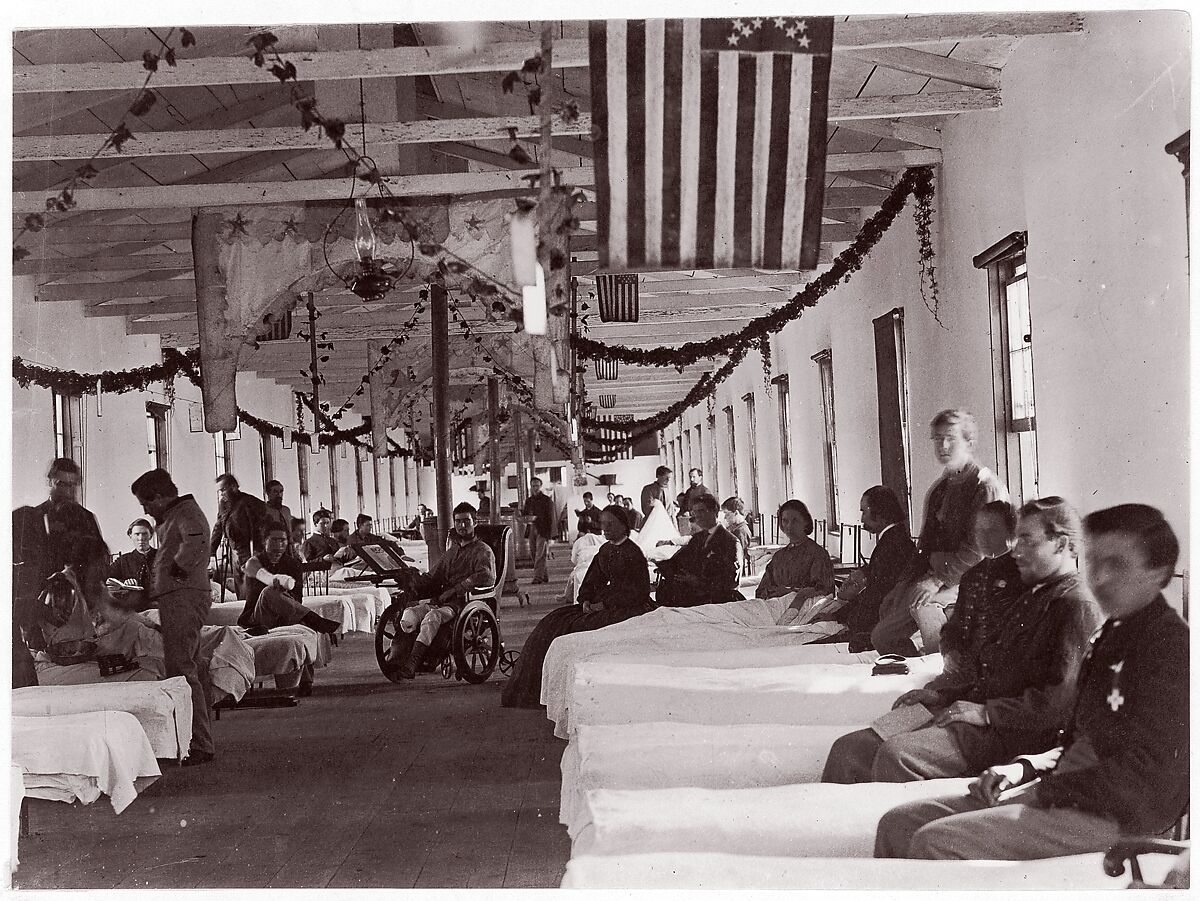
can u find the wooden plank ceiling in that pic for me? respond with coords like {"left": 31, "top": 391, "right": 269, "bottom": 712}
{"left": 12, "top": 15, "right": 1082, "bottom": 436}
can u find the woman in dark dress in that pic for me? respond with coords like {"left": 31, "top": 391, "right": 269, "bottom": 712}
{"left": 501, "top": 505, "right": 654, "bottom": 708}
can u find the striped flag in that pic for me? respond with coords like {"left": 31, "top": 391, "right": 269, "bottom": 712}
{"left": 589, "top": 17, "right": 833, "bottom": 272}
{"left": 595, "top": 273, "right": 640, "bottom": 322}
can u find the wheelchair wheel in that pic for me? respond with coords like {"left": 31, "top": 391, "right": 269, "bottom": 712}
{"left": 498, "top": 648, "right": 520, "bottom": 675}
{"left": 452, "top": 604, "right": 500, "bottom": 684}
{"left": 374, "top": 603, "right": 411, "bottom": 683}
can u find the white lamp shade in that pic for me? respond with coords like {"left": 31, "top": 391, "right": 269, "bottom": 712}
{"left": 523, "top": 264, "right": 548, "bottom": 336}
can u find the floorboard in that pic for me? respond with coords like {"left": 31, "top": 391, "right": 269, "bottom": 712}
{"left": 15, "top": 548, "right": 575, "bottom": 889}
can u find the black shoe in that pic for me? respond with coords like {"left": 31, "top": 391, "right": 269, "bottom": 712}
{"left": 245, "top": 625, "right": 270, "bottom": 637}
{"left": 399, "top": 641, "right": 428, "bottom": 679}
{"left": 182, "top": 749, "right": 214, "bottom": 767}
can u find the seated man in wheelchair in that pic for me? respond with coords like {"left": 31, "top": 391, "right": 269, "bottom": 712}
{"left": 390, "top": 502, "right": 496, "bottom": 679}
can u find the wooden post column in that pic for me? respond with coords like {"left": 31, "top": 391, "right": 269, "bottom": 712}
{"left": 192, "top": 208, "right": 237, "bottom": 431}
{"left": 430, "top": 284, "right": 453, "bottom": 558}
{"left": 487, "top": 377, "right": 502, "bottom": 525}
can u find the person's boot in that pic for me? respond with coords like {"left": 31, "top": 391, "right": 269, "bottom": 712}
{"left": 400, "top": 641, "right": 429, "bottom": 679}
{"left": 300, "top": 611, "right": 340, "bottom": 634}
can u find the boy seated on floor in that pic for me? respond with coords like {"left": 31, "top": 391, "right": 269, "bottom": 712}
{"left": 240, "top": 525, "right": 340, "bottom": 635}
{"left": 874, "top": 504, "right": 1188, "bottom": 861}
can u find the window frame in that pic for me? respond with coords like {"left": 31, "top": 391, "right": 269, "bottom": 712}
{"left": 52, "top": 390, "right": 86, "bottom": 497}
{"left": 260, "top": 432, "right": 276, "bottom": 489}
{"left": 975, "top": 231, "right": 1041, "bottom": 504}
{"left": 772, "top": 374, "right": 793, "bottom": 498}
{"left": 741, "top": 392, "right": 760, "bottom": 517}
{"left": 146, "top": 401, "right": 171, "bottom": 471}
{"left": 811, "top": 349, "right": 841, "bottom": 529}
{"left": 723, "top": 405, "right": 738, "bottom": 499}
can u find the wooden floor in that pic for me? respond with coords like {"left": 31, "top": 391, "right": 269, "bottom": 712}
{"left": 15, "top": 550, "right": 575, "bottom": 889}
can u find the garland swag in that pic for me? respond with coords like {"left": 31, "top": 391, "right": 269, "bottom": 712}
{"left": 572, "top": 166, "right": 938, "bottom": 370}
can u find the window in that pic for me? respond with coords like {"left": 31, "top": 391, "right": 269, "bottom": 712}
{"left": 741, "top": 394, "right": 760, "bottom": 516}
{"left": 296, "top": 443, "right": 311, "bottom": 526}
{"left": 354, "top": 445, "right": 365, "bottom": 511}
{"left": 683, "top": 427, "right": 693, "bottom": 480}
{"left": 724, "top": 405, "right": 738, "bottom": 498}
{"left": 707, "top": 414, "right": 720, "bottom": 499}
{"left": 52, "top": 390, "right": 84, "bottom": 465}
{"left": 773, "top": 375, "right": 793, "bottom": 497}
{"left": 213, "top": 433, "right": 227, "bottom": 478}
{"left": 812, "top": 350, "right": 841, "bottom": 528}
{"left": 873, "top": 308, "right": 914, "bottom": 526}
{"left": 145, "top": 403, "right": 170, "bottom": 470}
{"left": 260, "top": 433, "right": 275, "bottom": 489}
{"left": 328, "top": 446, "right": 340, "bottom": 515}
{"left": 694, "top": 424, "right": 703, "bottom": 487}
{"left": 975, "top": 232, "right": 1040, "bottom": 505}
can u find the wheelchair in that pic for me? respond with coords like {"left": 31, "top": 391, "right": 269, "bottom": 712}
{"left": 374, "top": 523, "right": 519, "bottom": 684}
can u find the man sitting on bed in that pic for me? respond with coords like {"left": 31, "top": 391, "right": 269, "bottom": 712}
{"left": 241, "top": 525, "right": 340, "bottom": 635}
{"left": 655, "top": 494, "right": 742, "bottom": 608}
{"left": 393, "top": 503, "right": 496, "bottom": 678}
{"left": 835, "top": 486, "right": 917, "bottom": 652}
{"left": 875, "top": 504, "right": 1188, "bottom": 861}
{"left": 823, "top": 497, "right": 1099, "bottom": 784}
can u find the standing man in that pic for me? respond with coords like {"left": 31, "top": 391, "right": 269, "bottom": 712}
{"left": 523, "top": 477, "right": 556, "bottom": 584}
{"left": 471, "top": 484, "right": 493, "bottom": 520}
{"left": 131, "top": 468, "right": 215, "bottom": 767}
{"left": 682, "top": 468, "right": 710, "bottom": 510}
{"left": 13, "top": 458, "right": 109, "bottom": 684}
{"left": 263, "top": 479, "right": 293, "bottom": 536}
{"left": 301, "top": 509, "right": 339, "bottom": 565}
{"left": 209, "top": 474, "right": 269, "bottom": 600}
{"left": 875, "top": 504, "right": 1188, "bottom": 861}
{"left": 640, "top": 465, "right": 673, "bottom": 517}
{"left": 576, "top": 492, "right": 603, "bottom": 536}
{"left": 872, "top": 410, "right": 1007, "bottom": 655}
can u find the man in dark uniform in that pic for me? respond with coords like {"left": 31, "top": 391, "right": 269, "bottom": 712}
{"left": 14, "top": 458, "right": 109, "bottom": 669}
{"left": 875, "top": 504, "right": 1189, "bottom": 860}
{"left": 655, "top": 493, "right": 741, "bottom": 607}
{"left": 108, "top": 517, "right": 158, "bottom": 610}
{"left": 209, "top": 473, "right": 269, "bottom": 600}
{"left": 576, "top": 492, "right": 603, "bottom": 536}
{"left": 523, "top": 478, "right": 555, "bottom": 584}
{"left": 681, "top": 468, "right": 711, "bottom": 510}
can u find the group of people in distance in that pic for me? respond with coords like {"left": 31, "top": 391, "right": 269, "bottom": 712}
{"left": 499, "top": 407, "right": 1190, "bottom": 863}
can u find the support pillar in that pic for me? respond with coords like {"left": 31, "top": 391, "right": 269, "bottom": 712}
{"left": 487, "top": 377, "right": 502, "bottom": 525}
{"left": 431, "top": 284, "right": 453, "bottom": 560}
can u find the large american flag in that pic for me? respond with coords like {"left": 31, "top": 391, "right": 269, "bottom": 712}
{"left": 589, "top": 17, "right": 833, "bottom": 272}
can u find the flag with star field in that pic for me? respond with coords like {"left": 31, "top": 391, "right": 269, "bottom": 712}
{"left": 588, "top": 17, "right": 833, "bottom": 273}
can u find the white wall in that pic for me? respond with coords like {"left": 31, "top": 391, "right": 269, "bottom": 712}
{"left": 10, "top": 279, "right": 420, "bottom": 545}
{"left": 666, "top": 12, "right": 1190, "bottom": 568}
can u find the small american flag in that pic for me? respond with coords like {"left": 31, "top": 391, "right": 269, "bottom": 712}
{"left": 595, "top": 273, "right": 640, "bottom": 322}
{"left": 256, "top": 309, "right": 292, "bottom": 342}
{"left": 595, "top": 358, "right": 619, "bottom": 380}
{"left": 598, "top": 394, "right": 617, "bottom": 408}
{"left": 589, "top": 17, "right": 833, "bottom": 272}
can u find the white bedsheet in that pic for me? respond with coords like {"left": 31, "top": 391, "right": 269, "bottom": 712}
{"left": 204, "top": 596, "right": 353, "bottom": 632}
{"left": 11, "top": 764, "right": 24, "bottom": 876}
{"left": 541, "top": 594, "right": 854, "bottom": 737}
{"left": 572, "top": 777, "right": 972, "bottom": 858}
{"left": 315, "top": 586, "right": 391, "bottom": 630}
{"left": 566, "top": 655, "right": 942, "bottom": 736}
{"left": 560, "top": 722, "right": 849, "bottom": 836}
{"left": 13, "top": 711, "right": 161, "bottom": 814}
{"left": 560, "top": 851, "right": 1179, "bottom": 890}
{"left": 13, "top": 677, "right": 193, "bottom": 761}
{"left": 244, "top": 625, "right": 331, "bottom": 682}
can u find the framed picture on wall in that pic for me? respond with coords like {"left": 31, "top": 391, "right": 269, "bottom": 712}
{"left": 187, "top": 404, "right": 204, "bottom": 433}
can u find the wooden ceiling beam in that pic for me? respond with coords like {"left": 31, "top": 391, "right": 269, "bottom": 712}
{"left": 15, "top": 251, "right": 192, "bottom": 277}
{"left": 845, "top": 46, "right": 1000, "bottom": 90}
{"left": 37, "top": 279, "right": 195, "bottom": 302}
{"left": 837, "top": 118, "right": 944, "bottom": 149}
{"left": 18, "top": 221, "right": 192, "bottom": 246}
{"left": 13, "top": 167, "right": 595, "bottom": 212}
{"left": 14, "top": 15, "right": 1083, "bottom": 94}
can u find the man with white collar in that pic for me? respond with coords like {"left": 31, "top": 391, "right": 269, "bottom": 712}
{"left": 875, "top": 503, "right": 1187, "bottom": 860}
{"left": 655, "top": 493, "right": 741, "bottom": 607}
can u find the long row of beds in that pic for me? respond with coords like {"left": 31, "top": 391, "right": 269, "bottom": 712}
{"left": 542, "top": 590, "right": 1184, "bottom": 889}
{"left": 9, "top": 582, "right": 391, "bottom": 873}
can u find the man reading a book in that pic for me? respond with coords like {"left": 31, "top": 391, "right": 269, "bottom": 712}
{"left": 108, "top": 518, "right": 157, "bottom": 610}
{"left": 822, "top": 498, "right": 1098, "bottom": 783}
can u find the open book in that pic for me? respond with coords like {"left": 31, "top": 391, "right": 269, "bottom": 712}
{"left": 105, "top": 578, "right": 143, "bottom": 592}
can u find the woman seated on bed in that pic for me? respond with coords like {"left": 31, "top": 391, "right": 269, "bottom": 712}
{"left": 501, "top": 505, "right": 654, "bottom": 708}
{"left": 755, "top": 499, "right": 836, "bottom": 601}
